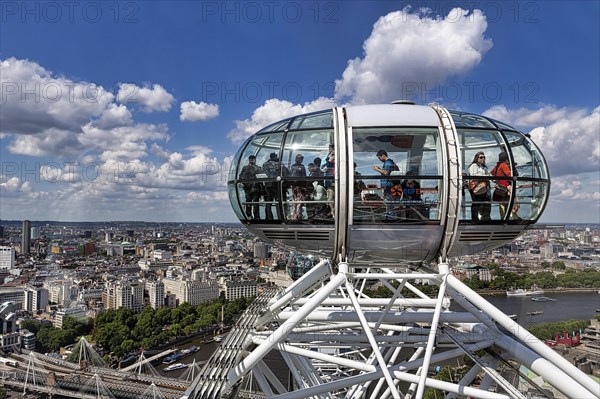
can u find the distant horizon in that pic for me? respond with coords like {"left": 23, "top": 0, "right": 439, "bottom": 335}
{"left": 0, "top": 219, "right": 242, "bottom": 225}
{"left": 0, "top": 219, "right": 598, "bottom": 227}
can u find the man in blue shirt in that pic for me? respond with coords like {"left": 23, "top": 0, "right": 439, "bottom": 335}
{"left": 372, "top": 150, "right": 395, "bottom": 194}
{"left": 372, "top": 149, "right": 396, "bottom": 221}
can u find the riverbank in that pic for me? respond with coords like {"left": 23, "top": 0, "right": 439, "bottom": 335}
{"left": 151, "top": 325, "right": 230, "bottom": 353}
{"left": 477, "top": 287, "right": 599, "bottom": 296}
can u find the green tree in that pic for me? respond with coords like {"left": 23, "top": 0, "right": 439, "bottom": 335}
{"left": 115, "top": 307, "right": 136, "bottom": 329}
{"left": 551, "top": 261, "right": 566, "bottom": 270}
{"left": 155, "top": 307, "right": 173, "bottom": 326}
{"left": 19, "top": 319, "right": 41, "bottom": 334}
{"left": 541, "top": 261, "right": 550, "bottom": 269}
{"left": 423, "top": 366, "right": 452, "bottom": 399}
{"left": 120, "top": 339, "right": 138, "bottom": 354}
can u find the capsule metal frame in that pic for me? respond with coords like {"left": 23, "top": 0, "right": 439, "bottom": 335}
{"left": 229, "top": 103, "right": 550, "bottom": 265}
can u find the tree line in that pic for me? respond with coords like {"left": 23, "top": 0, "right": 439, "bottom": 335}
{"left": 19, "top": 297, "right": 252, "bottom": 358}
{"left": 92, "top": 297, "right": 252, "bottom": 357}
{"left": 527, "top": 318, "right": 597, "bottom": 341}
{"left": 19, "top": 317, "right": 92, "bottom": 353}
{"left": 462, "top": 265, "right": 600, "bottom": 291}
{"left": 362, "top": 267, "right": 600, "bottom": 297}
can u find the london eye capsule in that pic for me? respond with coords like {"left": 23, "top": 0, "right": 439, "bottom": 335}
{"left": 228, "top": 103, "right": 550, "bottom": 266}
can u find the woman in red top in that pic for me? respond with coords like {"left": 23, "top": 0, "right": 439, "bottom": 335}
{"left": 491, "top": 151, "right": 512, "bottom": 219}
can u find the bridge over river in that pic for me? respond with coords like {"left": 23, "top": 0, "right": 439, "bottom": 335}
{"left": 0, "top": 345, "right": 192, "bottom": 399}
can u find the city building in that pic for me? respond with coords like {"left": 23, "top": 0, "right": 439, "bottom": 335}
{"left": 147, "top": 280, "right": 165, "bottom": 310}
{"left": 78, "top": 287, "right": 104, "bottom": 303}
{"left": 102, "top": 280, "right": 144, "bottom": 313}
{"left": 0, "top": 287, "right": 25, "bottom": 309}
{"left": 0, "top": 332, "right": 20, "bottom": 352}
{"left": 19, "top": 330, "right": 36, "bottom": 350}
{"left": 162, "top": 278, "right": 219, "bottom": 306}
{"left": 222, "top": 280, "right": 258, "bottom": 301}
{"left": 21, "top": 220, "right": 31, "bottom": 255}
{"left": 0, "top": 301, "right": 20, "bottom": 352}
{"left": 253, "top": 242, "right": 269, "bottom": 260}
{"left": 53, "top": 306, "right": 88, "bottom": 328}
{"left": 165, "top": 293, "right": 177, "bottom": 308}
{"left": 47, "top": 280, "right": 78, "bottom": 307}
{"left": 0, "top": 246, "right": 15, "bottom": 270}
{"left": 152, "top": 249, "right": 173, "bottom": 260}
{"left": 454, "top": 263, "right": 493, "bottom": 282}
{"left": 0, "top": 302, "right": 17, "bottom": 334}
{"left": 24, "top": 285, "right": 49, "bottom": 312}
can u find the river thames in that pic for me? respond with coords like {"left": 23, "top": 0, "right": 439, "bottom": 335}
{"left": 157, "top": 292, "right": 600, "bottom": 377}
{"left": 468, "top": 291, "right": 600, "bottom": 328}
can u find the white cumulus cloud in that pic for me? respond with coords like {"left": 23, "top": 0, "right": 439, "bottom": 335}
{"left": 117, "top": 83, "right": 175, "bottom": 112}
{"left": 227, "top": 7, "right": 492, "bottom": 145}
{"left": 334, "top": 7, "right": 492, "bottom": 104}
{"left": 180, "top": 101, "right": 219, "bottom": 121}
{"left": 483, "top": 105, "right": 600, "bottom": 177}
{"left": 0, "top": 57, "right": 114, "bottom": 138}
{"left": 0, "top": 176, "right": 32, "bottom": 196}
{"left": 79, "top": 123, "right": 170, "bottom": 162}
{"left": 91, "top": 103, "right": 133, "bottom": 129}
{"left": 227, "top": 98, "right": 333, "bottom": 144}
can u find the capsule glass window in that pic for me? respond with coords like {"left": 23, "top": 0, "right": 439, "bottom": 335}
{"left": 234, "top": 132, "right": 285, "bottom": 222}
{"left": 281, "top": 127, "right": 334, "bottom": 223}
{"left": 352, "top": 127, "right": 442, "bottom": 224}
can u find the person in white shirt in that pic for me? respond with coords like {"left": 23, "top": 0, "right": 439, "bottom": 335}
{"left": 468, "top": 151, "right": 491, "bottom": 222}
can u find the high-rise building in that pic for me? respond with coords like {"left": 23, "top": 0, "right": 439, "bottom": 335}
{"left": 222, "top": 280, "right": 258, "bottom": 301}
{"left": 0, "top": 247, "right": 15, "bottom": 270}
{"left": 103, "top": 280, "right": 144, "bottom": 313}
{"left": 30, "top": 226, "right": 40, "bottom": 239}
{"left": 47, "top": 280, "right": 78, "bottom": 307}
{"left": 21, "top": 220, "right": 31, "bottom": 255}
{"left": 24, "top": 285, "right": 49, "bottom": 312}
{"left": 147, "top": 280, "right": 165, "bottom": 309}
{"left": 84, "top": 242, "right": 95, "bottom": 256}
{"left": 254, "top": 242, "right": 269, "bottom": 259}
{"left": 162, "top": 278, "right": 219, "bottom": 306}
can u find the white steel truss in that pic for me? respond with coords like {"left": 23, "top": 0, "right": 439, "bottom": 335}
{"left": 186, "top": 259, "right": 600, "bottom": 399}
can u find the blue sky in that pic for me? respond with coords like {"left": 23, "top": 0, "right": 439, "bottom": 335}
{"left": 1, "top": 1, "right": 598, "bottom": 223}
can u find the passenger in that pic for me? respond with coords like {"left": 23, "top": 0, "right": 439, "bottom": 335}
{"left": 310, "top": 158, "right": 324, "bottom": 179}
{"left": 372, "top": 150, "right": 396, "bottom": 220}
{"left": 399, "top": 170, "right": 423, "bottom": 221}
{"left": 289, "top": 154, "right": 307, "bottom": 220}
{"left": 353, "top": 162, "right": 365, "bottom": 201}
{"left": 312, "top": 157, "right": 323, "bottom": 174}
{"left": 312, "top": 157, "right": 324, "bottom": 186}
{"left": 262, "top": 152, "right": 283, "bottom": 220}
{"left": 307, "top": 162, "right": 324, "bottom": 219}
{"left": 290, "top": 154, "right": 307, "bottom": 177}
{"left": 239, "top": 155, "right": 263, "bottom": 220}
{"left": 324, "top": 144, "right": 335, "bottom": 164}
{"left": 322, "top": 151, "right": 335, "bottom": 218}
{"left": 468, "top": 151, "right": 491, "bottom": 222}
{"left": 491, "top": 151, "right": 512, "bottom": 219}
{"left": 400, "top": 171, "right": 421, "bottom": 201}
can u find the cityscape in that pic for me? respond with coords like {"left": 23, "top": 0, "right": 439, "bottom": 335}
{"left": 1, "top": 1, "right": 599, "bottom": 398}
{"left": 0, "top": 219, "right": 598, "bottom": 398}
